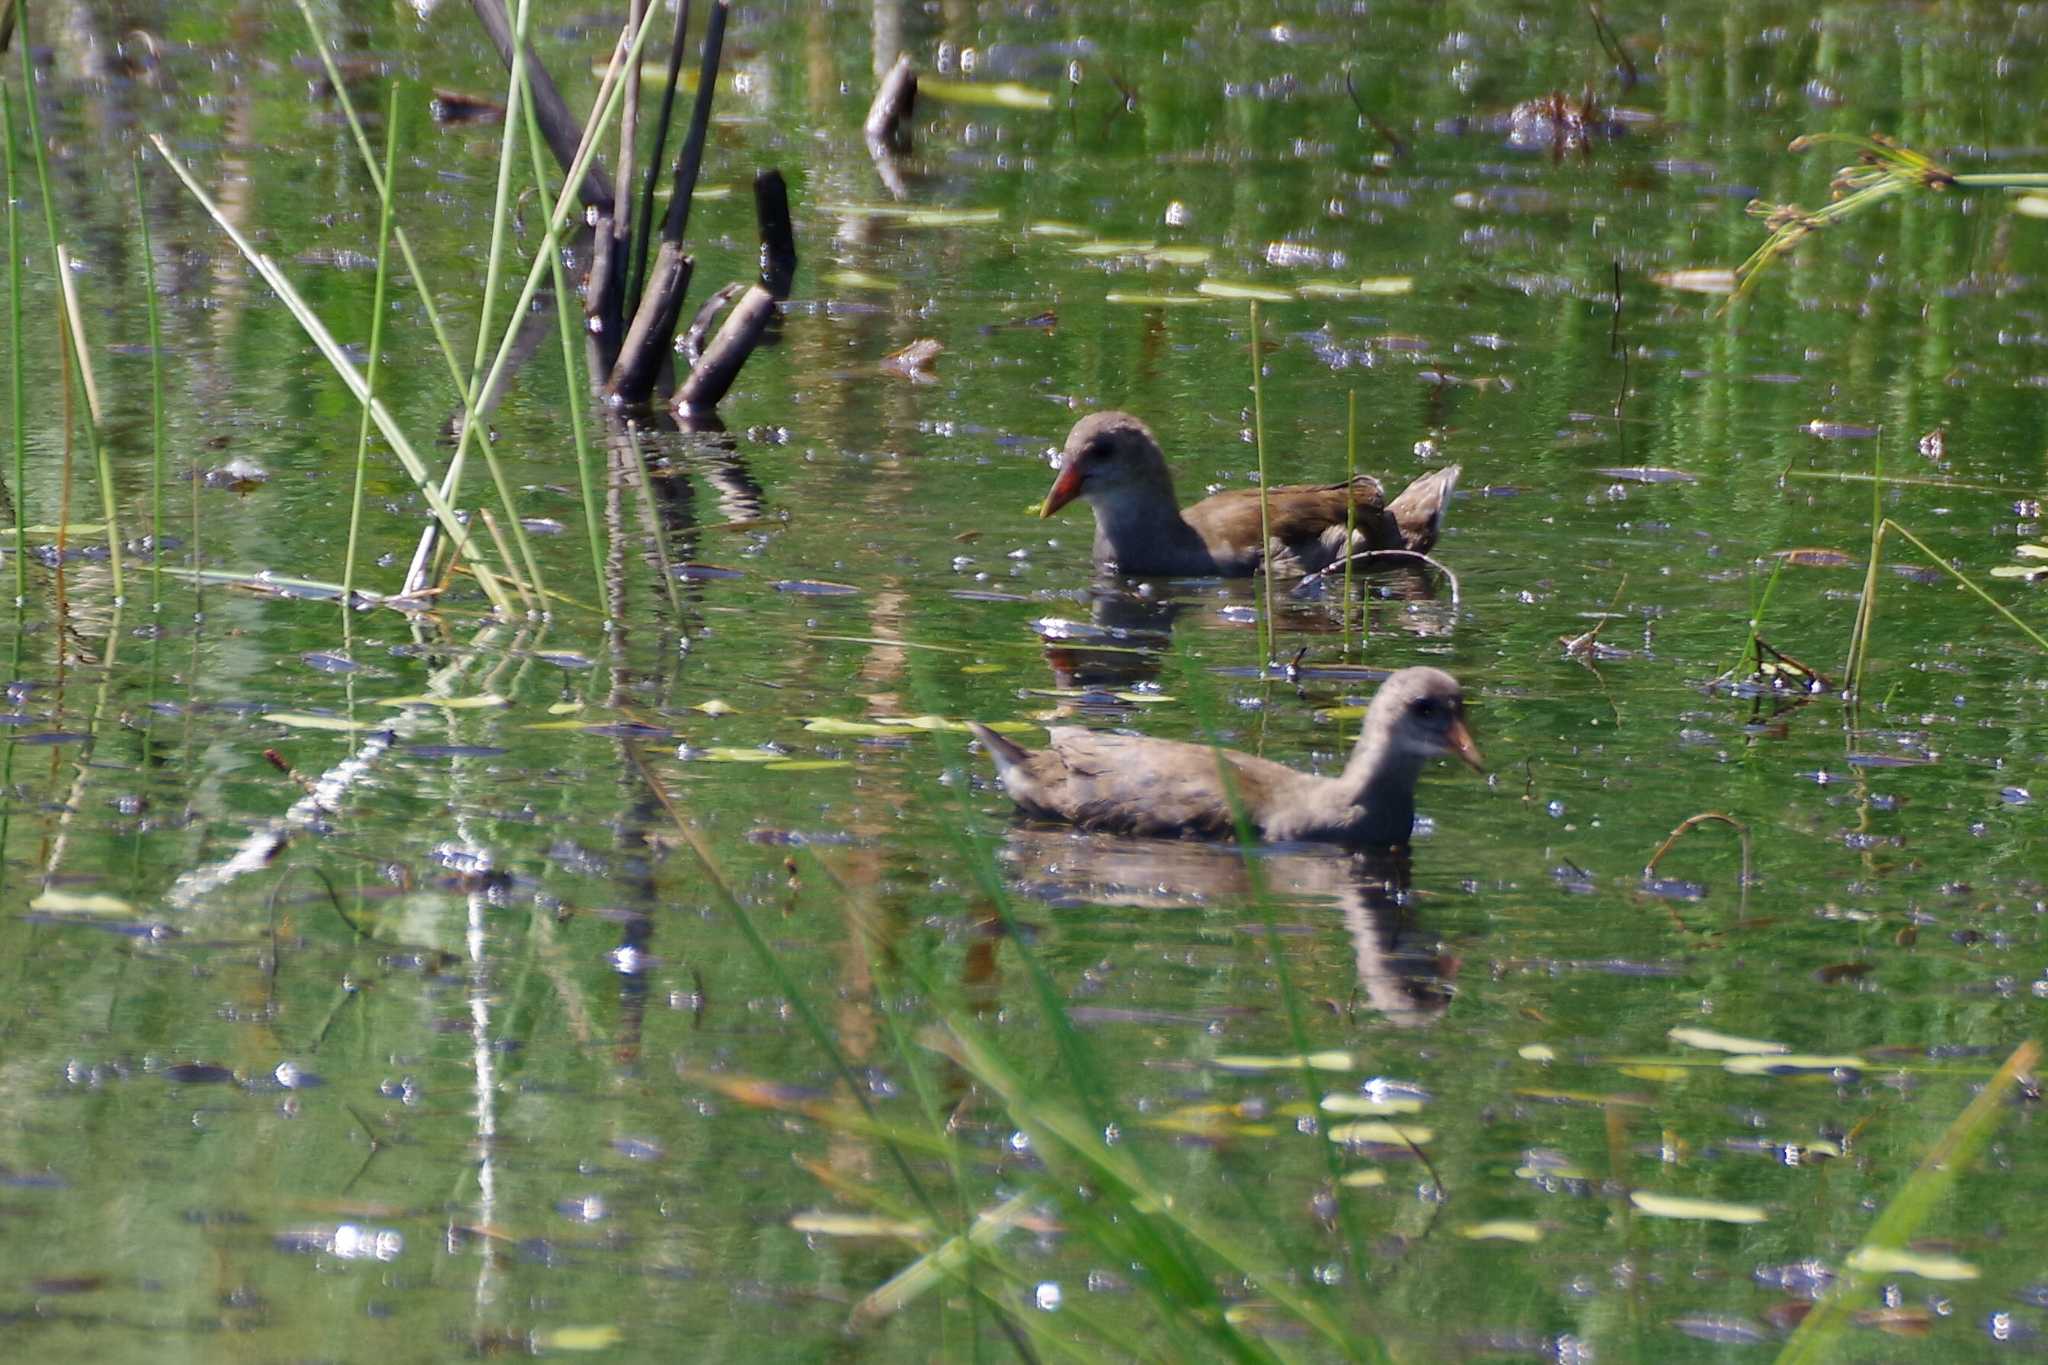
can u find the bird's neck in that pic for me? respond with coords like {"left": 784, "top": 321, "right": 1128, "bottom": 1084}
{"left": 1089, "top": 484, "right": 1208, "bottom": 569}
{"left": 1332, "top": 734, "right": 1424, "bottom": 844}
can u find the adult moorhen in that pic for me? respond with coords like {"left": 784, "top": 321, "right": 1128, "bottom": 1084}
{"left": 1039, "top": 410, "right": 1460, "bottom": 576}
{"left": 968, "top": 666, "right": 1480, "bottom": 846}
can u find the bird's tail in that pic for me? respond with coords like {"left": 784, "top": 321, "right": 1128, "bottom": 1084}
{"left": 966, "top": 722, "right": 1030, "bottom": 774}
{"left": 1387, "top": 464, "right": 1461, "bottom": 553}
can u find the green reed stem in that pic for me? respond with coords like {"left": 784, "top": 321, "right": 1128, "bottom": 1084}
{"left": 342, "top": 86, "right": 403, "bottom": 621}
{"left": 2, "top": 86, "right": 22, "bottom": 605}
{"left": 1343, "top": 388, "right": 1357, "bottom": 658}
{"left": 17, "top": 15, "right": 121, "bottom": 601}
{"left": 517, "top": 77, "right": 612, "bottom": 617}
{"left": 133, "top": 158, "right": 165, "bottom": 615}
{"left": 1250, "top": 301, "right": 1274, "bottom": 666}
{"left": 1777, "top": 1040, "right": 2040, "bottom": 1365}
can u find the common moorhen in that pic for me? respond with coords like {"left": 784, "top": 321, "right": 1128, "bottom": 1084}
{"left": 969, "top": 666, "right": 1480, "bottom": 846}
{"left": 1039, "top": 411, "right": 1460, "bottom": 576}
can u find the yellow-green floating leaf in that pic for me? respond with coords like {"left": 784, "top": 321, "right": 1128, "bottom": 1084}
{"left": 2011, "top": 195, "right": 2048, "bottom": 220}
{"left": 546, "top": 701, "right": 585, "bottom": 715}
{"left": 765, "top": 759, "right": 852, "bottom": 772}
{"left": 263, "top": 713, "right": 383, "bottom": 733}
{"left": 1319, "top": 1094, "right": 1425, "bottom": 1116}
{"left": 918, "top": 77, "right": 1054, "bottom": 110}
{"left": 1070, "top": 239, "right": 1157, "bottom": 257}
{"left": 1722, "top": 1053, "right": 1865, "bottom": 1076}
{"left": 1298, "top": 276, "right": 1414, "bottom": 299}
{"left": 1845, "top": 1247, "right": 1979, "bottom": 1281}
{"left": 1212, "top": 1050, "right": 1353, "bottom": 1073}
{"left": 1327, "top": 1121, "right": 1434, "bottom": 1146}
{"left": 790, "top": 1210, "right": 929, "bottom": 1241}
{"left": 532, "top": 1325, "right": 625, "bottom": 1352}
{"left": 821, "top": 203, "right": 1002, "bottom": 228}
{"left": 376, "top": 692, "right": 509, "bottom": 709}
{"left": 1339, "top": 1168, "right": 1387, "bottom": 1188}
{"left": 1196, "top": 278, "right": 1296, "bottom": 303}
{"left": 28, "top": 891, "right": 134, "bottom": 915}
{"left": 823, "top": 269, "right": 897, "bottom": 292}
{"left": 1028, "top": 221, "right": 1090, "bottom": 238}
{"left": 1144, "top": 246, "right": 1213, "bottom": 266}
{"left": 1629, "top": 1191, "right": 1767, "bottom": 1224}
{"left": 1104, "top": 292, "right": 1215, "bottom": 306}
{"left": 1651, "top": 268, "right": 1740, "bottom": 295}
{"left": 1518, "top": 1043, "right": 1556, "bottom": 1062}
{"left": 1668, "top": 1026, "right": 1790, "bottom": 1055}
{"left": 688, "top": 748, "right": 790, "bottom": 763}
{"left": 693, "top": 699, "right": 736, "bottom": 716}
{"left": 1459, "top": 1221, "right": 1545, "bottom": 1243}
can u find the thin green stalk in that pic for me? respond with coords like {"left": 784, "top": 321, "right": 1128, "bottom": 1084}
{"left": 1880, "top": 519, "right": 2048, "bottom": 653}
{"left": 518, "top": 73, "right": 612, "bottom": 616}
{"left": 53, "top": 248, "right": 120, "bottom": 601}
{"left": 623, "top": 427, "right": 680, "bottom": 622}
{"left": 342, "top": 85, "right": 403, "bottom": 620}
{"left": 1777, "top": 1041, "right": 2040, "bottom": 1365}
{"left": 17, "top": 18, "right": 122, "bottom": 602}
{"left": 1845, "top": 443, "right": 1887, "bottom": 695}
{"left": 1342, "top": 388, "right": 1357, "bottom": 658}
{"left": 401, "top": 4, "right": 660, "bottom": 599}
{"left": 133, "top": 158, "right": 165, "bottom": 615}
{"left": 147, "top": 136, "right": 516, "bottom": 616}
{"left": 1249, "top": 301, "right": 1273, "bottom": 666}
{"left": 2, "top": 87, "right": 22, "bottom": 606}
{"left": 1724, "top": 554, "right": 1786, "bottom": 681}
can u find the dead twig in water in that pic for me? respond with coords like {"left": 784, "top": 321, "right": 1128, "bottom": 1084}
{"left": 1644, "top": 812, "right": 1753, "bottom": 923}
{"left": 1343, "top": 69, "right": 1408, "bottom": 158}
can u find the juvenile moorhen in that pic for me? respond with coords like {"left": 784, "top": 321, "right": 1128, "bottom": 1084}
{"left": 968, "top": 666, "right": 1480, "bottom": 846}
{"left": 1039, "top": 411, "right": 1460, "bottom": 576}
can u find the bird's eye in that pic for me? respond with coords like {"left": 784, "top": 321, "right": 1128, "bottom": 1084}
{"left": 1412, "top": 697, "right": 1437, "bottom": 717}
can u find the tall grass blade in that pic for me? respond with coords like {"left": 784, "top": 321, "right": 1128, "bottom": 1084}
{"left": 1776, "top": 1040, "right": 2040, "bottom": 1365}
{"left": 1343, "top": 387, "right": 1357, "bottom": 657}
{"left": 133, "top": 157, "right": 166, "bottom": 614}
{"left": 2, "top": 84, "right": 23, "bottom": 604}
{"left": 342, "top": 85, "right": 404, "bottom": 618}
{"left": 518, "top": 72, "right": 612, "bottom": 616}
{"left": 147, "top": 135, "right": 517, "bottom": 617}
{"left": 53, "top": 246, "right": 121, "bottom": 601}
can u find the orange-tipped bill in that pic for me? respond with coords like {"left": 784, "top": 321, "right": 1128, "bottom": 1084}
{"left": 1039, "top": 463, "right": 1083, "bottom": 518}
{"left": 1446, "top": 715, "right": 1485, "bottom": 771}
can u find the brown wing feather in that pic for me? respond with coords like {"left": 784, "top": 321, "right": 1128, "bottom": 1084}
{"left": 1181, "top": 478, "right": 1402, "bottom": 569}
{"left": 1010, "top": 730, "right": 1308, "bottom": 839}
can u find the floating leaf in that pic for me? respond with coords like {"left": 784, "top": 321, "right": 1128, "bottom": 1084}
{"left": 546, "top": 701, "right": 585, "bottom": 715}
{"left": 376, "top": 692, "right": 509, "bottom": 709}
{"left": 1722, "top": 1053, "right": 1865, "bottom": 1076}
{"left": 822, "top": 269, "right": 898, "bottom": 292}
{"left": 1990, "top": 565, "right": 2048, "bottom": 580}
{"left": 1630, "top": 1191, "right": 1767, "bottom": 1224}
{"left": 765, "top": 759, "right": 853, "bottom": 772}
{"left": 693, "top": 699, "right": 736, "bottom": 716}
{"left": 686, "top": 748, "right": 789, "bottom": 763}
{"left": 1328, "top": 1121, "right": 1434, "bottom": 1146}
{"left": 1196, "top": 278, "right": 1296, "bottom": 302}
{"left": 1338, "top": 1168, "right": 1387, "bottom": 1188}
{"left": 821, "top": 203, "right": 1003, "bottom": 228}
{"left": 1845, "top": 1247, "right": 1978, "bottom": 1281}
{"left": 2015, "top": 194, "right": 2048, "bottom": 220}
{"left": 1651, "top": 268, "right": 1739, "bottom": 295}
{"left": 28, "top": 891, "right": 134, "bottom": 915}
{"left": 1518, "top": 1043, "right": 1557, "bottom": 1062}
{"left": 1458, "top": 1221, "right": 1545, "bottom": 1243}
{"left": 263, "top": 713, "right": 384, "bottom": 733}
{"left": 1104, "top": 292, "right": 1215, "bottom": 306}
{"left": 9, "top": 522, "right": 109, "bottom": 536}
{"left": 1144, "top": 246, "right": 1213, "bottom": 267}
{"left": 1620, "top": 1065, "right": 1691, "bottom": 1082}
{"left": 1319, "top": 1094, "right": 1425, "bottom": 1117}
{"left": 1212, "top": 1050, "right": 1353, "bottom": 1073}
{"left": 1668, "top": 1026, "right": 1789, "bottom": 1055}
{"left": 1297, "top": 276, "right": 1414, "bottom": 298}
{"left": 531, "top": 1325, "right": 625, "bottom": 1352}
{"left": 1069, "top": 239, "right": 1157, "bottom": 257}
{"left": 790, "top": 1210, "right": 929, "bottom": 1241}
{"left": 1595, "top": 466, "right": 1697, "bottom": 484}
{"left": 917, "top": 77, "right": 1054, "bottom": 110}
{"left": 1027, "top": 221, "right": 1091, "bottom": 238}
{"left": 2015, "top": 543, "right": 2048, "bottom": 560}
{"left": 1773, "top": 547, "right": 1861, "bottom": 568}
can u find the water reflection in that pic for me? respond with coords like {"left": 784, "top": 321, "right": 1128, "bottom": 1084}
{"left": 999, "top": 829, "right": 1450, "bottom": 1028}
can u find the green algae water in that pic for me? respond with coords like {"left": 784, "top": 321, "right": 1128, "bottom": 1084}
{"left": 2, "top": 2, "right": 2047, "bottom": 1359}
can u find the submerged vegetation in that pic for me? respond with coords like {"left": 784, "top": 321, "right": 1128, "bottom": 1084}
{"left": 1, "top": 0, "right": 2046, "bottom": 1359}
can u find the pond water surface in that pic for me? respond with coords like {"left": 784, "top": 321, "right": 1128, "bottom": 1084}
{"left": 3, "top": 1, "right": 2047, "bottom": 1360}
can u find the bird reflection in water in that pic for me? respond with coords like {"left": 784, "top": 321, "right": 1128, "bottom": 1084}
{"left": 997, "top": 829, "right": 1452, "bottom": 1029}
